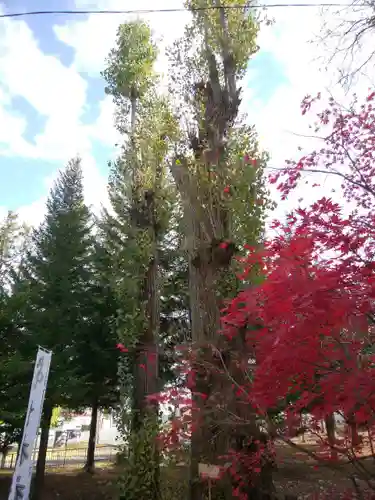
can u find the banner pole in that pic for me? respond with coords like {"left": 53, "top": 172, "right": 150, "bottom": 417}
{"left": 8, "top": 347, "right": 52, "bottom": 500}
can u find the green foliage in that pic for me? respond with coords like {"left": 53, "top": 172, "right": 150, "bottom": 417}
{"left": 74, "top": 236, "right": 120, "bottom": 410}
{"left": 102, "top": 20, "right": 157, "bottom": 105}
{"left": 159, "top": 246, "right": 190, "bottom": 384}
{"left": 50, "top": 407, "right": 61, "bottom": 428}
{"left": 187, "top": 0, "right": 259, "bottom": 77}
{"left": 18, "top": 158, "right": 93, "bottom": 409}
{"left": 0, "top": 211, "right": 18, "bottom": 288}
{"left": 103, "top": 92, "right": 180, "bottom": 351}
{"left": 102, "top": 19, "right": 189, "bottom": 500}
{"left": 0, "top": 213, "right": 34, "bottom": 451}
{"left": 225, "top": 125, "right": 275, "bottom": 245}
{"left": 118, "top": 414, "right": 160, "bottom": 500}
{"left": 103, "top": 19, "right": 177, "bottom": 362}
{"left": 0, "top": 211, "right": 30, "bottom": 288}
{"left": 167, "top": 0, "right": 273, "bottom": 257}
{"left": 159, "top": 463, "right": 189, "bottom": 500}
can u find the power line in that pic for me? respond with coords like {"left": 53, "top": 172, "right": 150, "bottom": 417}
{"left": 0, "top": 4, "right": 357, "bottom": 19}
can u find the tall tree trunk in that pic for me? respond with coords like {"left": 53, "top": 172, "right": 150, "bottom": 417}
{"left": 325, "top": 413, "right": 337, "bottom": 459}
{"left": 0, "top": 447, "right": 8, "bottom": 469}
{"left": 84, "top": 397, "right": 99, "bottom": 474}
{"left": 96, "top": 409, "right": 101, "bottom": 445}
{"left": 33, "top": 402, "right": 53, "bottom": 500}
{"left": 130, "top": 109, "right": 161, "bottom": 499}
{"left": 130, "top": 93, "right": 137, "bottom": 132}
{"left": 187, "top": 253, "right": 223, "bottom": 500}
{"left": 15, "top": 437, "right": 22, "bottom": 463}
{"left": 170, "top": 46, "right": 272, "bottom": 500}
{"left": 132, "top": 256, "right": 160, "bottom": 430}
{"left": 347, "top": 413, "right": 361, "bottom": 447}
{"left": 132, "top": 251, "right": 159, "bottom": 427}
{"left": 131, "top": 260, "right": 160, "bottom": 500}
{"left": 136, "top": 185, "right": 161, "bottom": 499}
{"left": 170, "top": 13, "right": 274, "bottom": 494}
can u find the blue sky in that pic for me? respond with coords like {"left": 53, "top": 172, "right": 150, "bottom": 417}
{"left": 0, "top": 0, "right": 121, "bottom": 220}
{"left": 0, "top": 0, "right": 350, "bottom": 226}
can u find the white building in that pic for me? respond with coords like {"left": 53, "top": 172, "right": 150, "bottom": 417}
{"left": 34, "top": 409, "right": 122, "bottom": 449}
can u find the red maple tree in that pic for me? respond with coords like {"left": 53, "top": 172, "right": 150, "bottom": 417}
{"left": 221, "top": 90, "right": 375, "bottom": 496}
{"left": 121, "top": 91, "right": 375, "bottom": 498}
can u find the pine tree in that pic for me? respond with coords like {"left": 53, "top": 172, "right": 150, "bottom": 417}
{"left": 158, "top": 227, "right": 191, "bottom": 384}
{"left": 76, "top": 235, "right": 120, "bottom": 473}
{"left": 0, "top": 212, "right": 31, "bottom": 466}
{"left": 19, "top": 158, "right": 93, "bottom": 499}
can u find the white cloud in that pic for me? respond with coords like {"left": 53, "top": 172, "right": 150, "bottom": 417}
{"left": 54, "top": 13, "right": 118, "bottom": 78}
{"left": 33, "top": 117, "right": 92, "bottom": 162}
{"left": 0, "top": 8, "right": 91, "bottom": 162}
{"left": 0, "top": 106, "right": 30, "bottom": 156}
{"left": 80, "top": 154, "right": 110, "bottom": 214}
{"left": 2, "top": 0, "right": 374, "bottom": 229}
{"left": 0, "top": 0, "right": 188, "bottom": 228}
{"left": 15, "top": 153, "right": 110, "bottom": 228}
{"left": 54, "top": 0, "right": 190, "bottom": 77}
{"left": 244, "top": 0, "right": 374, "bottom": 222}
{"left": 0, "top": 206, "right": 7, "bottom": 222}
{"left": 0, "top": 86, "right": 10, "bottom": 105}
{"left": 0, "top": 5, "right": 112, "bottom": 225}
{"left": 17, "top": 197, "right": 48, "bottom": 229}
{"left": 87, "top": 95, "right": 122, "bottom": 147}
{"left": 0, "top": 15, "right": 87, "bottom": 120}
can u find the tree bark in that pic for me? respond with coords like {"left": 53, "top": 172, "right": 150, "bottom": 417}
{"left": 15, "top": 438, "right": 21, "bottom": 463}
{"left": 187, "top": 257, "right": 222, "bottom": 500}
{"left": 130, "top": 93, "right": 137, "bottom": 132}
{"left": 347, "top": 413, "right": 361, "bottom": 447}
{"left": 325, "top": 413, "right": 337, "bottom": 459}
{"left": 170, "top": 25, "right": 273, "bottom": 497}
{"left": 130, "top": 153, "right": 161, "bottom": 500}
{"left": 130, "top": 276, "right": 160, "bottom": 500}
{"left": 84, "top": 398, "right": 99, "bottom": 474}
{"left": 33, "top": 402, "right": 53, "bottom": 500}
{"left": 0, "top": 448, "right": 8, "bottom": 469}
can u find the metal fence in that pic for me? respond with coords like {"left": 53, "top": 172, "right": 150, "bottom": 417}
{"left": 2, "top": 445, "right": 119, "bottom": 470}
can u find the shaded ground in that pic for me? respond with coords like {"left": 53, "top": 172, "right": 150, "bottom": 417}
{"left": 0, "top": 443, "right": 374, "bottom": 499}
{"left": 0, "top": 467, "right": 117, "bottom": 500}
{"left": 273, "top": 459, "right": 375, "bottom": 499}
{"left": 272, "top": 437, "right": 375, "bottom": 498}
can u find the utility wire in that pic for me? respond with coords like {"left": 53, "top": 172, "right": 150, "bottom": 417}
{"left": 0, "top": 3, "right": 358, "bottom": 19}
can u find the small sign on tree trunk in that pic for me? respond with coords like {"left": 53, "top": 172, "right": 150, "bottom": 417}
{"left": 198, "top": 463, "right": 221, "bottom": 479}
{"left": 198, "top": 463, "right": 222, "bottom": 500}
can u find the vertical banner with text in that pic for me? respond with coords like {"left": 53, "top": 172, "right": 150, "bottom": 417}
{"left": 8, "top": 347, "right": 52, "bottom": 500}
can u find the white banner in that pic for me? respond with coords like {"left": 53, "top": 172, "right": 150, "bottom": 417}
{"left": 8, "top": 347, "right": 52, "bottom": 500}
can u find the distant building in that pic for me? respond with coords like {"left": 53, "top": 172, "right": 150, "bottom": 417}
{"left": 33, "top": 409, "right": 123, "bottom": 450}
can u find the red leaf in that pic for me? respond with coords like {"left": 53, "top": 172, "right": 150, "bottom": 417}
{"left": 116, "top": 343, "right": 128, "bottom": 353}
